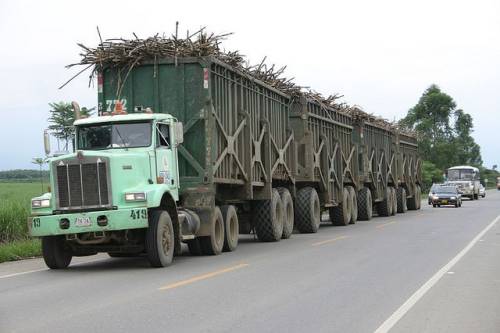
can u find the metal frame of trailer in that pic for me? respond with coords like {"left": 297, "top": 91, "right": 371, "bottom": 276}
{"left": 99, "top": 55, "right": 422, "bottom": 237}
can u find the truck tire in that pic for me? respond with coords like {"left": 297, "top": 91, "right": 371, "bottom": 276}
{"left": 330, "top": 187, "right": 352, "bottom": 226}
{"left": 278, "top": 187, "right": 294, "bottom": 239}
{"left": 358, "top": 187, "right": 373, "bottom": 221}
{"left": 42, "top": 236, "right": 72, "bottom": 269}
{"left": 254, "top": 189, "right": 284, "bottom": 241}
{"left": 347, "top": 186, "right": 358, "bottom": 224}
{"left": 390, "top": 187, "right": 397, "bottom": 216}
{"left": 221, "top": 205, "right": 239, "bottom": 252}
{"left": 295, "top": 187, "right": 321, "bottom": 233}
{"left": 397, "top": 187, "right": 407, "bottom": 213}
{"left": 200, "top": 206, "right": 225, "bottom": 254}
{"left": 377, "top": 187, "right": 392, "bottom": 216}
{"left": 407, "top": 186, "right": 418, "bottom": 210}
{"left": 146, "top": 210, "right": 175, "bottom": 267}
{"left": 416, "top": 185, "right": 422, "bottom": 210}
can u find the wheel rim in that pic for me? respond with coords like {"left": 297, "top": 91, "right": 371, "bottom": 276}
{"left": 161, "top": 224, "right": 172, "bottom": 255}
{"left": 313, "top": 196, "right": 320, "bottom": 225}
{"left": 215, "top": 217, "right": 223, "bottom": 247}
{"left": 230, "top": 215, "right": 238, "bottom": 242}
{"left": 286, "top": 200, "right": 293, "bottom": 227}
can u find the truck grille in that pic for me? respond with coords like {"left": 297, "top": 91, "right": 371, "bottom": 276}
{"left": 56, "top": 161, "right": 110, "bottom": 210}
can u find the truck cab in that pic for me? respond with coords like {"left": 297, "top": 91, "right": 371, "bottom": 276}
{"left": 29, "top": 112, "right": 191, "bottom": 268}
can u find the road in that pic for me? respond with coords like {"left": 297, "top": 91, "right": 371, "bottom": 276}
{"left": 1, "top": 191, "right": 499, "bottom": 333}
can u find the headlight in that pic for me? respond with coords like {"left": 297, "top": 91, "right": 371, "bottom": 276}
{"left": 433, "top": 196, "right": 439, "bottom": 200}
{"left": 32, "top": 199, "right": 50, "bottom": 208}
{"left": 451, "top": 196, "right": 456, "bottom": 200}
{"left": 125, "top": 192, "right": 147, "bottom": 202}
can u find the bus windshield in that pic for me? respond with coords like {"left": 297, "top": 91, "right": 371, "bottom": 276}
{"left": 77, "top": 122, "right": 152, "bottom": 150}
{"left": 447, "top": 169, "right": 475, "bottom": 181}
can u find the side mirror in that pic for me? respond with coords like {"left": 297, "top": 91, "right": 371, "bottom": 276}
{"left": 174, "top": 122, "right": 184, "bottom": 146}
{"left": 43, "top": 130, "right": 51, "bottom": 156}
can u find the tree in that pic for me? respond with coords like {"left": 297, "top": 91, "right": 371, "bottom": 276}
{"left": 493, "top": 165, "right": 498, "bottom": 171}
{"left": 32, "top": 157, "right": 47, "bottom": 193}
{"left": 453, "top": 109, "right": 482, "bottom": 166}
{"left": 422, "top": 160, "right": 444, "bottom": 191}
{"left": 399, "top": 84, "right": 482, "bottom": 170}
{"left": 47, "top": 102, "right": 95, "bottom": 151}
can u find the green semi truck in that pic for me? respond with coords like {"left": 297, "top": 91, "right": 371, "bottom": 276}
{"left": 30, "top": 54, "right": 421, "bottom": 269}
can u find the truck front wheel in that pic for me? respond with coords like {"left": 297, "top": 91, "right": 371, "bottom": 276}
{"left": 146, "top": 210, "right": 175, "bottom": 267}
{"left": 42, "top": 236, "right": 72, "bottom": 269}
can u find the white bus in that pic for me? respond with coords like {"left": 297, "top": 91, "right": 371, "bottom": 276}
{"left": 446, "top": 165, "right": 481, "bottom": 200}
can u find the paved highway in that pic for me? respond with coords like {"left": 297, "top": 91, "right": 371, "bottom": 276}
{"left": 1, "top": 191, "right": 499, "bottom": 333}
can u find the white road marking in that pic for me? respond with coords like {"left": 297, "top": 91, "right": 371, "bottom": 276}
{"left": 0, "top": 258, "right": 107, "bottom": 279}
{"left": 374, "top": 214, "right": 500, "bottom": 333}
{"left": 0, "top": 268, "right": 47, "bottom": 279}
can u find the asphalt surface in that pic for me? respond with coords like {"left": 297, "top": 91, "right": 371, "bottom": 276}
{"left": 1, "top": 190, "right": 499, "bottom": 333}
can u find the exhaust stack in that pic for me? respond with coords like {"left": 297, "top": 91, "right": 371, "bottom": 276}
{"left": 72, "top": 101, "right": 81, "bottom": 120}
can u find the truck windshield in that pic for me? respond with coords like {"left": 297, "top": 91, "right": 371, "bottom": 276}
{"left": 77, "top": 122, "right": 152, "bottom": 150}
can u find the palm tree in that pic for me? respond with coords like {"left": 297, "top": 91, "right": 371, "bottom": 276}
{"left": 48, "top": 102, "right": 95, "bottom": 151}
{"left": 32, "top": 157, "right": 47, "bottom": 193}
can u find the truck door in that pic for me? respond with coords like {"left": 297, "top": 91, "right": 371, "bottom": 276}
{"left": 155, "top": 122, "right": 177, "bottom": 188}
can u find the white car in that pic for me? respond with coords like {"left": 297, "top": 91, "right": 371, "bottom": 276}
{"left": 479, "top": 184, "right": 486, "bottom": 198}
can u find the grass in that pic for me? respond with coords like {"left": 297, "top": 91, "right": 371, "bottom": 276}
{"left": 0, "top": 182, "right": 45, "bottom": 262}
{"left": 0, "top": 239, "right": 41, "bottom": 262}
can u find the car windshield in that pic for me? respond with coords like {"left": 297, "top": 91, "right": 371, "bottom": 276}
{"left": 77, "top": 122, "right": 152, "bottom": 150}
{"left": 430, "top": 184, "right": 441, "bottom": 191}
{"left": 436, "top": 187, "right": 456, "bottom": 194}
{"left": 447, "top": 169, "right": 474, "bottom": 181}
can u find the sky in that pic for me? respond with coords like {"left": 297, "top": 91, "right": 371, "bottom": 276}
{"left": 0, "top": 0, "right": 499, "bottom": 170}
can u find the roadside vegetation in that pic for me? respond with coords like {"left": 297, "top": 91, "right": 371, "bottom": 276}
{"left": 399, "top": 84, "right": 498, "bottom": 191}
{"left": 0, "top": 182, "right": 44, "bottom": 262}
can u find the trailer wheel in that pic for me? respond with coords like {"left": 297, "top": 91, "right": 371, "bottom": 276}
{"left": 390, "top": 187, "right": 397, "bottom": 216}
{"left": 347, "top": 186, "right": 358, "bottom": 224}
{"left": 416, "top": 185, "right": 422, "bottom": 210}
{"left": 377, "top": 187, "right": 392, "bottom": 217}
{"left": 42, "top": 236, "right": 72, "bottom": 269}
{"left": 295, "top": 187, "right": 321, "bottom": 233}
{"left": 254, "top": 189, "right": 284, "bottom": 241}
{"left": 330, "top": 187, "right": 352, "bottom": 226}
{"left": 397, "top": 187, "right": 407, "bottom": 213}
{"left": 221, "top": 205, "right": 239, "bottom": 252}
{"left": 278, "top": 188, "right": 294, "bottom": 239}
{"left": 358, "top": 187, "right": 373, "bottom": 221}
{"left": 146, "top": 210, "right": 175, "bottom": 267}
{"left": 407, "top": 185, "right": 418, "bottom": 210}
{"left": 200, "top": 206, "right": 225, "bottom": 254}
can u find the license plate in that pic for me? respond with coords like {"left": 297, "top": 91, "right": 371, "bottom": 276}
{"left": 442, "top": 200, "right": 448, "bottom": 204}
{"left": 75, "top": 216, "right": 92, "bottom": 227}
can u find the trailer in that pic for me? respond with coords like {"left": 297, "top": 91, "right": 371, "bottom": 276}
{"left": 30, "top": 52, "right": 422, "bottom": 269}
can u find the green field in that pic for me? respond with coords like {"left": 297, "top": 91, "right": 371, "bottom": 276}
{"left": 0, "top": 182, "right": 45, "bottom": 243}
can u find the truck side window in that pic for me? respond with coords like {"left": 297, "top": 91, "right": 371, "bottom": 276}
{"left": 157, "top": 124, "right": 170, "bottom": 147}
